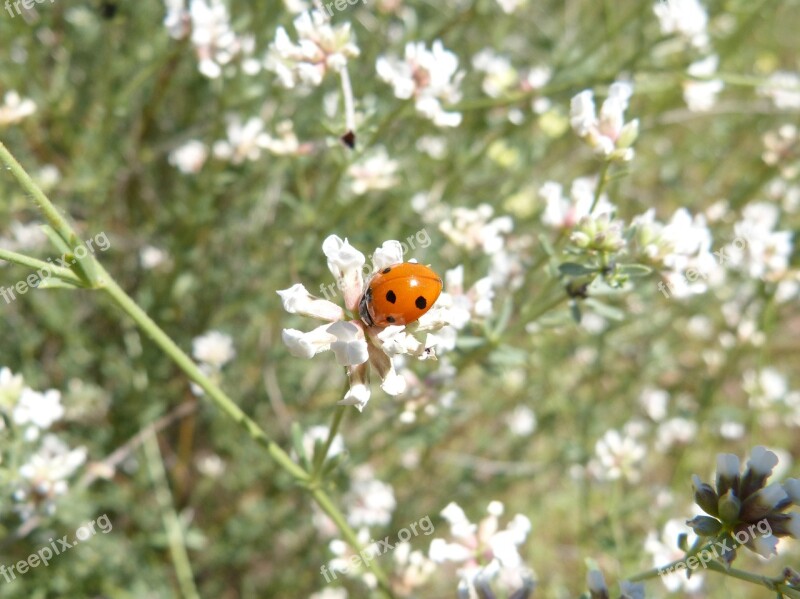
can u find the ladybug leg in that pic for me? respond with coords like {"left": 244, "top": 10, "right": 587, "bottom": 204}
{"left": 358, "top": 289, "right": 375, "bottom": 327}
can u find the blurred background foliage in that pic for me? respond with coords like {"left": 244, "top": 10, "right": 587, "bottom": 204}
{"left": 1, "top": 0, "right": 799, "bottom": 597}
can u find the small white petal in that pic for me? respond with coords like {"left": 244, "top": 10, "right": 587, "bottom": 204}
{"left": 338, "top": 383, "right": 370, "bottom": 411}
{"left": 328, "top": 321, "right": 369, "bottom": 366}
{"left": 277, "top": 283, "right": 344, "bottom": 321}
{"left": 322, "top": 235, "right": 365, "bottom": 312}
{"left": 371, "top": 240, "right": 405, "bottom": 272}
{"left": 380, "top": 369, "right": 406, "bottom": 396}
{"left": 748, "top": 446, "right": 779, "bottom": 476}
{"left": 281, "top": 325, "right": 335, "bottom": 359}
{"left": 749, "top": 534, "right": 779, "bottom": 558}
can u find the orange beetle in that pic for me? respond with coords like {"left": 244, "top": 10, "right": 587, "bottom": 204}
{"left": 359, "top": 263, "right": 443, "bottom": 327}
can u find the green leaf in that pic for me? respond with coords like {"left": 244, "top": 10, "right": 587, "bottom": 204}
{"left": 585, "top": 298, "right": 625, "bottom": 321}
{"left": 570, "top": 300, "right": 582, "bottom": 323}
{"left": 615, "top": 263, "right": 653, "bottom": 277}
{"left": 559, "top": 262, "right": 597, "bottom": 276}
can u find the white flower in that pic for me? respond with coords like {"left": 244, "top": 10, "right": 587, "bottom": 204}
{"left": 13, "top": 388, "right": 64, "bottom": 431}
{"left": 377, "top": 40, "right": 464, "bottom": 127}
{"left": 472, "top": 49, "right": 519, "bottom": 98}
{"left": 169, "top": 139, "right": 208, "bottom": 173}
{"left": 730, "top": 203, "right": 792, "bottom": 280}
{"left": 593, "top": 428, "right": 646, "bottom": 483}
{"left": 163, "top": 0, "right": 190, "bottom": 39}
{"left": 140, "top": 245, "right": 168, "bottom": 269}
{"left": 0, "top": 91, "right": 36, "bottom": 126}
{"left": 758, "top": 71, "right": 800, "bottom": 110}
{"left": 655, "top": 417, "right": 698, "bottom": 451}
{"left": 345, "top": 465, "right": 396, "bottom": 528}
{"left": 645, "top": 518, "right": 704, "bottom": 593}
{"left": 684, "top": 55, "right": 723, "bottom": 112}
{"left": 639, "top": 387, "right": 669, "bottom": 421}
{"left": 570, "top": 82, "right": 639, "bottom": 162}
{"left": 265, "top": 10, "right": 359, "bottom": 88}
{"left": 347, "top": 147, "right": 400, "bottom": 195}
{"left": 18, "top": 434, "right": 87, "bottom": 504}
{"left": 506, "top": 406, "right": 536, "bottom": 436}
{"left": 278, "top": 235, "right": 444, "bottom": 411}
{"left": 439, "top": 204, "right": 513, "bottom": 255}
{"left": 189, "top": 0, "right": 243, "bottom": 79}
{"left": 744, "top": 367, "right": 788, "bottom": 408}
{"left": 192, "top": 330, "right": 236, "bottom": 368}
{"left": 213, "top": 116, "right": 271, "bottom": 164}
{"left": 430, "top": 501, "right": 531, "bottom": 593}
{"left": 653, "top": 0, "right": 709, "bottom": 48}
{"left": 495, "top": 0, "right": 528, "bottom": 13}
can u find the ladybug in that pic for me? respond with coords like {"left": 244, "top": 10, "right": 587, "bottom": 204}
{"left": 359, "top": 263, "right": 443, "bottom": 327}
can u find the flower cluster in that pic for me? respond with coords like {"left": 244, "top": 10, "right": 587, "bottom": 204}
{"left": 278, "top": 235, "right": 447, "bottom": 411}
{"left": 0, "top": 367, "right": 87, "bottom": 520}
{"left": 429, "top": 501, "right": 534, "bottom": 597}
{"left": 689, "top": 446, "right": 800, "bottom": 563}
{"left": 266, "top": 10, "right": 359, "bottom": 88}
{"left": 0, "top": 91, "right": 36, "bottom": 127}
{"left": 377, "top": 40, "right": 464, "bottom": 127}
{"left": 570, "top": 82, "right": 639, "bottom": 162}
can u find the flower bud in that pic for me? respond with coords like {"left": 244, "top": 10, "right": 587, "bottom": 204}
{"left": 718, "top": 489, "right": 741, "bottom": 523}
{"left": 693, "top": 474, "right": 719, "bottom": 516}
{"left": 686, "top": 515, "right": 723, "bottom": 536}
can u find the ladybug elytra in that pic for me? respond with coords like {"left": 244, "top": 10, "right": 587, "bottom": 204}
{"left": 359, "top": 263, "right": 442, "bottom": 328}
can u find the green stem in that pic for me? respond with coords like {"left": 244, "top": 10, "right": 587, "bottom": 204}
{"left": 311, "top": 487, "right": 396, "bottom": 598}
{"left": 0, "top": 141, "right": 395, "bottom": 598}
{"left": 0, "top": 248, "right": 83, "bottom": 285}
{"left": 144, "top": 432, "right": 201, "bottom": 599}
{"left": 626, "top": 543, "right": 800, "bottom": 598}
{"left": 312, "top": 405, "right": 347, "bottom": 477}
{"left": 0, "top": 142, "right": 74, "bottom": 244}
{"left": 589, "top": 160, "right": 611, "bottom": 215}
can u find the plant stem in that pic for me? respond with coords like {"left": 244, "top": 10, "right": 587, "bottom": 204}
{"left": 0, "top": 248, "right": 83, "bottom": 285}
{"left": 144, "top": 432, "right": 201, "bottom": 599}
{"left": 589, "top": 160, "right": 611, "bottom": 215}
{"left": 0, "top": 140, "right": 396, "bottom": 598}
{"left": 312, "top": 405, "right": 347, "bottom": 477}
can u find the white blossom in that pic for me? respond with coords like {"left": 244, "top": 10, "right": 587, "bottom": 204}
{"left": 0, "top": 91, "right": 36, "bottom": 126}
{"left": 570, "top": 82, "right": 639, "bottom": 162}
{"left": 347, "top": 147, "right": 400, "bottom": 195}
{"left": 265, "top": 10, "right": 359, "bottom": 88}
{"left": 377, "top": 40, "right": 464, "bottom": 127}
{"left": 192, "top": 330, "right": 236, "bottom": 368}
{"left": 653, "top": 0, "right": 709, "bottom": 49}
{"left": 169, "top": 139, "right": 208, "bottom": 174}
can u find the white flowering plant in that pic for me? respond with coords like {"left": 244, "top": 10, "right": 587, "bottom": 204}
{"left": 1, "top": 1, "right": 799, "bottom": 598}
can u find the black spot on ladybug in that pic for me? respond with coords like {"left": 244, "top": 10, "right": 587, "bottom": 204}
{"left": 415, "top": 296, "right": 427, "bottom": 309}
{"left": 381, "top": 267, "right": 391, "bottom": 274}
{"left": 386, "top": 316, "right": 396, "bottom": 323}
{"left": 385, "top": 290, "right": 397, "bottom": 304}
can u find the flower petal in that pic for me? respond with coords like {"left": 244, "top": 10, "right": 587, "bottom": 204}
{"left": 371, "top": 240, "right": 404, "bottom": 272}
{"left": 281, "top": 324, "right": 335, "bottom": 358}
{"left": 328, "top": 321, "right": 369, "bottom": 366}
{"left": 277, "top": 283, "right": 344, "bottom": 321}
{"left": 322, "top": 235, "right": 365, "bottom": 312}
